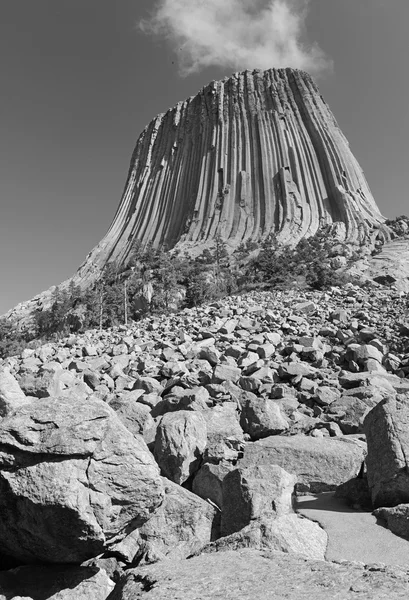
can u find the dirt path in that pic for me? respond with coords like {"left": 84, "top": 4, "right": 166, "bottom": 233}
{"left": 296, "top": 492, "right": 409, "bottom": 567}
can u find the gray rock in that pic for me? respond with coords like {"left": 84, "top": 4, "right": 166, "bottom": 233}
{"left": 374, "top": 504, "right": 409, "bottom": 540}
{"left": 110, "top": 479, "right": 215, "bottom": 564}
{"left": 0, "top": 397, "right": 164, "bottom": 564}
{"left": 212, "top": 364, "right": 241, "bottom": 384}
{"left": 240, "top": 396, "right": 288, "bottom": 440}
{"left": 241, "top": 435, "right": 366, "bottom": 494}
{"left": 109, "top": 396, "right": 155, "bottom": 443}
{"left": 193, "top": 462, "right": 233, "bottom": 508}
{"left": 364, "top": 395, "right": 409, "bottom": 508}
{"left": 154, "top": 411, "right": 207, "bottom": 484}
{"left": 110, "top": 548, "right": 409, "bottom": 600}
{"left": 0, "top": 367, "right": 29, "bottom": 416}
{"left": 204, "top": 516, "right": 327, "bottom": 560}
{"left": 221, "top": 465, "right": 296, "bottom": 536}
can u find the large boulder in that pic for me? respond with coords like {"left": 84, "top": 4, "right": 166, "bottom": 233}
{"left": 110, "top": 549, "right": 409, "bottom": 600}
{"left": 108, "top": 396, "right": 156, "bottom": 444}
{"left": 0, "top": 397, "right": 164, "bottom": 564}
{"left": 193, "top": 462, "right": 233, "bottom": 508}
{"left": 218, "top": 463, "right": 326, "bottom": 560}
{"left": 0, "top": 367, "right": 30, "bottom": 416}
{"left": 202, "top": 403, "right": 244, "bottom": 463}
{"left": 221, "top": 465, "right": 296, "bottom": 536}
{"left": 0, "top": 565, "right": 114, "bottom": 599}
{"left": 241, "top": 435, "right": 366, "bottom": 493}
{"left": 364, "top": 396, "right": 409, "bottom": 508}
{"left": 374, "top": 504, "right": 409, "bottom": 540}
{"left": 154, "top": 411, "right": 207, "bottom": 484}
{"left": 203, "top": 516, "right": 327, "bottom": 561}
{"left": 110, "top": 479, "right": 216, "bottom": 564}
{"left": 239, "top": 397, "right": 289, "bottom": 440}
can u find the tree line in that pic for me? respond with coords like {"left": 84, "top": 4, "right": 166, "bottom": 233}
{"left": 0, "top": 230, "right": 359, "bottom": 358}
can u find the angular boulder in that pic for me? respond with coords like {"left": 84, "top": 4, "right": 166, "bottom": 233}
{"left": 0, "top": 397, "right": 164, "bottom": 563}
{"left": 374, "top": 504, "right": 409, "bottom": 540}
{"left": 205, "top": 516, "right": 327, "bottom": 561}
{"left": 364, "top": 396, "right": 409, "bottom": 508}
{"left": 111, "top": 479, "right": 216, "bottom": 564}
{"left": 241, "top": 435, "right": 366, "bottom": 493}
{"left": 239, "top": 397, "right": 288, "bottom": 440}
{"left": 154, "top": 411, "right": 207, "bottom": 484}
{"left": 0, "top": 367, "right": 30, "bottom": 416}
{"left": 221, "top": 465, "right": 296, "bottom": 536}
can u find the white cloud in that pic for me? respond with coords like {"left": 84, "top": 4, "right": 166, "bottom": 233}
{"left": 139, "top": 0, "right": 331, "bottom": 76}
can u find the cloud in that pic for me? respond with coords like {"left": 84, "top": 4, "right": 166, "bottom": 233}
{"left": 139, "top": 0, "right": 331, "bottom": 76}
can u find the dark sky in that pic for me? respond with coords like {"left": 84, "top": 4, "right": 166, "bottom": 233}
{"left": 1, "top": 0, "right": 408, "bottom": 314}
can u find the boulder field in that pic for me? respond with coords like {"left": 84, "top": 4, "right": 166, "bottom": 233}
{"left": 1, "top": 284, "right": 409, "bottom": 597}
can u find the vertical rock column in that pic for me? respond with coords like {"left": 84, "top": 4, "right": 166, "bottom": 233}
{"left": 75, "top": 68, "right": 384, "bottom": 284}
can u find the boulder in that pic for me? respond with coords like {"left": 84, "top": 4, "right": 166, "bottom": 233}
{"left": 221, "top": 465, "right": 296, "bottom": 536}
{"left": 0, "top": 397, "right": 164, "bottom": 564}
{"left": 157, "top": 386, "right": 210, "bottom": 415}
{"left": 202, "top": 403, "right": 244, "bottom": 462}
{"left": 240, "top": 396, "right": 288, "bottom": 440}
{"left": 374, "top": 504, "right": 409, "bottom": 540}
{"left": 0, "top": 565, "right": 114, "bottom": 600}
{"left": 204, "top": 516, "right": 326, "bottom": 561}
{"left": 110, "top": 548, "right": 409, "bottom": 600}
{"left": 154, "top": 411, "right": 207, "bottom": 484}
{"left": 0, "top": 367, "right": 29, "bottom": 416}
{"left": 241, "top": 435, "right": 366, "bottom": 493}
{"left": 110, "top": 479, "right": 216, "bottom": 564}
{"left": 193, "top": 462, "right": 233, "bottom": 508}
{"left": 364, "top": 395, "right": 409, "bottom": 508}
{"left": 108, "top": 396, "right": 156, "bottom": 443}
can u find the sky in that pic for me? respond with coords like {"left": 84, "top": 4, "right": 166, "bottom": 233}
{"left": 1, "top": 0, "right": 408, "bottom": 314}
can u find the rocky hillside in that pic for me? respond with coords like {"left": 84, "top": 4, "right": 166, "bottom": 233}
{"left": 77, "top": 68, "right": 384, "bottom": 285}
{"left": 1, "top": 282, "right": 409, "bottom": 597}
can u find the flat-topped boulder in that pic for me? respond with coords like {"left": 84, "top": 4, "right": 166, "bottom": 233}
{"left": 110, "top": 549, "right": 409, "bottom": 600}
{"left": 240, "top": 435, "right": 366, "bottom": 493}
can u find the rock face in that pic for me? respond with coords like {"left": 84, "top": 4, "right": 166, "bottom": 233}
{"left": 76, "top": 68, "right": 383, "bottom": 282}
{"left": 0, "top": 397, "right": 164, "bottom": 564}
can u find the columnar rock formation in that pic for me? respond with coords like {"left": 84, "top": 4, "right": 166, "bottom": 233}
{"left": 76, "top": 67, "right": 383, "bottom": 282}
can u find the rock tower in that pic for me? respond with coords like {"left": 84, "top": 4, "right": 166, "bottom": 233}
{"left": 76, "top": 68, "right": 383, "bottom": 283}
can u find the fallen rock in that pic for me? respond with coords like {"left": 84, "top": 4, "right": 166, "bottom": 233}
{"left": 0, "top": 367, "right": 29, "bottom": 416}
{"left": 193, "top": 462, "right": 232, "bottom": 508}
{"left": 364, "top": 395, "right": 409, "bottom": 508}
{"left": 0, "top": 397, "right": 164, "bottom": 564}
{"left": 204, "top": 515, "right": 326, "bottom": 561}
{"left": 239, "top": 396, "right": 288, "bottom": 440}
{"left": 221, "top": 465, "right": 296, "bottom": 536}
{"left": 241, "top": 435, "right": 366, "bottom": 493}
{"left": 110, "top": 479, "right": 216, "bottom": 564}
{"left": 154, "top": 411, "right": 207, "bottom": 484}
{"left": 108, "top": 396, "right": 156, "bottom": 444}
{"left": 374, "top": 504, "right": 409, "bottom": 540}
{"left": 110, "top": 548, "right": 409, "bottom": 600}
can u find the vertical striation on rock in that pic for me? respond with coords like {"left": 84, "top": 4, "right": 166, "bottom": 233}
{"left": 76, "top": 68, "right": 383, "bottom": 282}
